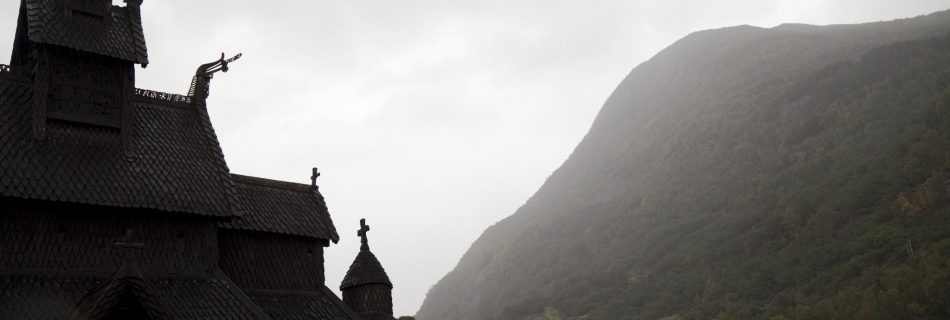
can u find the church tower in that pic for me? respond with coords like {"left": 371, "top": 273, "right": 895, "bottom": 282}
{"left": 341, "top": 219, "right": 396, "bottom": 320}
{"left": 0, "top": 1, "right": 388, "bottom": 318}
{"left": 10, "top": 0, "right": 148, "bottom": 143}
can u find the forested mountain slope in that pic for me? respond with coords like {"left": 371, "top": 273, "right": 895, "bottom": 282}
{"left": 417, "top": 10, "right": 950, "bottom": 320}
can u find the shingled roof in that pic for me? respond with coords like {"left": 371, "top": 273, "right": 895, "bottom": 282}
{"left": 340, "top": 248, "right": 392, "bottom": 289}
{"left": 20, "top": 0, "right": 148, "bottom": 64}
{"left": 0, "top": 274, "right": 271, "bottom": 320}
{"left": 246, "top": 286, "right": 361, "bottom": 320}
{"left": 220, "top": 174, "right": 340, "bottom": 243}
{"left": 0, "top": 78, "right": 239, "bottom": 217}
{"left": 74, "top": 262, "right": 169, "bottom": 319}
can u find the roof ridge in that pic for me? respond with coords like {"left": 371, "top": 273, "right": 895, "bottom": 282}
{"left": 231, "top": 173, "right": 313, "bottom": 193}
{"left": 134, "top": 88, "right": 193, "bottom": 106}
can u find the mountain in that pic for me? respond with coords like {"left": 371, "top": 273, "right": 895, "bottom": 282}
{"left": 417, "top": 10, "right": 950, "bottom": 320}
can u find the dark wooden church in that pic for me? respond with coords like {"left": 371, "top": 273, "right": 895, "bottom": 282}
{"left": 0, "top": 0, "right": 395, "bottom": 319}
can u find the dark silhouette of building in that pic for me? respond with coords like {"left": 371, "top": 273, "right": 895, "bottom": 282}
{"left": 341, "top": 219, "right": 395, "bottom": 320}
{"left": 0, "top": 0, "right": 393, "bottom": 319}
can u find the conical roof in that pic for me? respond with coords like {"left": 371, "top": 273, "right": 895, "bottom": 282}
{"left": 340, "top": 219, "right": 392, "bottom": 289}
{"left": 340, "top": 249, "right": 392, "bottom": 289}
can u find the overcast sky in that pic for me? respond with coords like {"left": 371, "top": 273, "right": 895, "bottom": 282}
{"left": 1, "top": 0, "right": 947, "bottom": 316}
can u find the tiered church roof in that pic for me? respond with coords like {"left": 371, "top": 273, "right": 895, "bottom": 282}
{"left": 0, "top": 0, "right": 394, "bottom": 319}
{"left": 0, "top": 80, "right": 240, "bottom": 217}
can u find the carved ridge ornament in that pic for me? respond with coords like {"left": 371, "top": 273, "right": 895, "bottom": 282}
{"left": 199, "top": 53, "right": 243, "bottom": 76}
{"left": 188, "top": 52, "right": 243, "bottom": 98}
{"left": 133, "top": 52, "right": 242, "bottom": 105}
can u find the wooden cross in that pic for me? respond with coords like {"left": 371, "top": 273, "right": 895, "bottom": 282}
{"left": 310, "top": 167, "right": 321, "bottom": 189}
{"left": 358, "top": 218, "right": 370, "bottom": 246}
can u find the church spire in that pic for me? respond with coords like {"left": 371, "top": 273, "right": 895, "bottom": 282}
{"left": 341, "top": 218, "right": 394, "bottom": 320}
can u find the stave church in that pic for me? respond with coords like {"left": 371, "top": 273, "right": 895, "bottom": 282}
{"left": 0, "top": 0, "right": 396, "bottom": 319}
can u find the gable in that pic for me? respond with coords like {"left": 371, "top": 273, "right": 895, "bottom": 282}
{"left": 75, "top": 264, "right": 169, "bottom": 320}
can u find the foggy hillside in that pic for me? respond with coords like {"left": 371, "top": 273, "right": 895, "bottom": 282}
{"left": 417, "top": 10, "right": 950, "bottom": 319}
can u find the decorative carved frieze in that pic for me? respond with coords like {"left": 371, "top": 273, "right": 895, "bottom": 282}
{"left": 133, "top": 88, "right": 193, "bottom": 104}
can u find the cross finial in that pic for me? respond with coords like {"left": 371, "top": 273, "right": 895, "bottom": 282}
{"left": 310, "top": 167, "right": 321, "bottom": 189}
{"left": 358, "top": 218, "right": 370, "bottom": 250}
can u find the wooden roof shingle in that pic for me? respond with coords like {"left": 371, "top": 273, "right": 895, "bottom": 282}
{"left": 221, "top": 174, "right": 340, "bottom": 243}
{"left": 340, "top": 249, "right": 392, "bottom": 289}
{"left": 245, "top": 286, "right": 361, "bottom": 320}
{"left": 21, "top": 0, "right": 148, "bottom": 64}
{"left": 0, "top": 78, "right": 240, "bottom": 217}
{"left": 0, "top": 274, "right": 272, "bottom": 320}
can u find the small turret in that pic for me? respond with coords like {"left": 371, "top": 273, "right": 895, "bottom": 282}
{"left": 341, "top": 219, "right": 394, "bottom": 320}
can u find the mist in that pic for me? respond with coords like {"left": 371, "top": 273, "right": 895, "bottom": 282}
{"left": 1, "top": 0, "right": 947, "bottom": 316}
